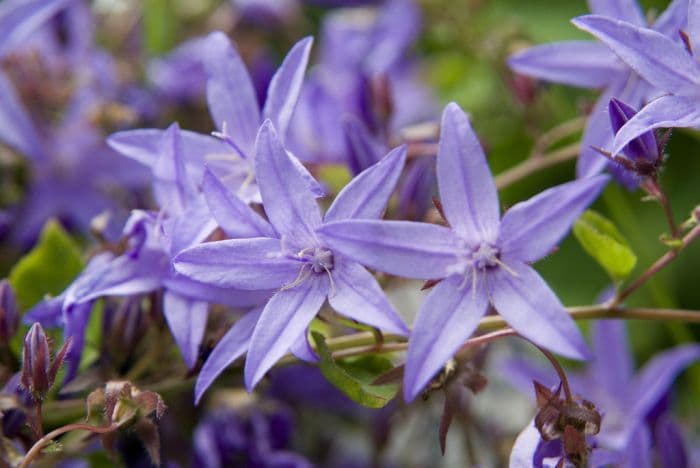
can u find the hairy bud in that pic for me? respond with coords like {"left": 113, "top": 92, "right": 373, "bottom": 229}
{"left": 20, "top": 323, "right": 72, "bottom": 401}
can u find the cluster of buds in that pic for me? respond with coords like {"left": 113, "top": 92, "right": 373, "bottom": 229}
{"left": 87, "top": 380, "right": 166, "bottom": 465}
{"left": 532, "top": 381, "right": 601, "bottom": 467}
{"left": 19, "top": 323, "right": 72, "bottom": 402}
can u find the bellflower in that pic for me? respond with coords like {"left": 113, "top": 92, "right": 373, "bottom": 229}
{"left": 506, "top": 320, "right": 700, "bottom": 467}
{"left": 26, "top": 124, "right": 267, "bottom": 375}
{"left": 109, "top": 32, "right": 317, "bottom": 204}
{"left": 508, "top": 0, "right": 689, "bottom": 180}
{"left": 175, "top": 120, "right": 409, "bottom": 392}
{"left": 318, "top": 103, "right": 609, "bottom": 401}
{"left": 572, "top": 2, "right": 700, "bottom": 156}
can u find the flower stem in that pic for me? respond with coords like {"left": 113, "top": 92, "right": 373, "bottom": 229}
{"left": 614, "top": 223, "right": 700, "bottom": 305}
{"left": 534, "top": 346, "right": 573, "bottom": 403}
{"left": 495, "top": 143, "right": 580, "bottom": 189}
{"left": 20, "top": 423, "right": 119, "bottom": 468}
{"left": 643, "top": 178, "right": 680, "bottom": 239}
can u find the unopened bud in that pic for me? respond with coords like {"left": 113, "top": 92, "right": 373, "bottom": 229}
{"left": 20, "top": 323, "right": 72, "bottom": 401}
{"left": 608, "top": 98, "right": 661, "bottom": 175}
{"left": 0, "top": 280, "right": 19, "bottom": 343}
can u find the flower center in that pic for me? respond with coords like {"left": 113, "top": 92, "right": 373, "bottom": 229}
{"left": 470, "top": 243, "right": 500, "bottom": 270}
{"left": 297, "top": 246, "right": 334, "bottom": 274}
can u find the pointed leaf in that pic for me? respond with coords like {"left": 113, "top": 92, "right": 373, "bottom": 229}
{"left": 573, "top": 210, "right": 637, "bottom": 280}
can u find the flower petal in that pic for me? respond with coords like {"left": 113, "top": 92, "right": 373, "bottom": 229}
{"left": 508, "top": 41, "right": 623, "bottom": 89}
{"left": 290, "top": 327, "right": 318, "bottom": 363}
{"left": 589, "top": 320, "right": 634, "bottom": 396}
{"left": 0, "top": 0, "right": 71, "bottom": 57}
{"left": 328, "top": 260, "right": 409, "bottom": 336}
{"left": 437, "top": 103, "right": 499, "bottom": 245}
{"left": 508, "top": 421, "right": 541, "bottom": 468}
{"left": 262, "top": 37, "right": 313, "bottom": 140}
{"left": 194, "top": 307, "right": 262, "bottom": 404}
{"left": 404, "top": 275, "right": 489, "bottom": 401}
{"left": 153, "top": 123, "right": 197, "bottom": 213}
{"left": 489, "top": 262, "right": 591, "bottom": 360}
{"left": 245, "top": 277, "right": 328, "bottom": 390}
{"left": 653, "top": 0, "right": 691, "bottom": 37}
{"left": 611, "top": 94, "right": 700, "bottom": 155}
{"left": 572, "top": 15, "right": 700, "bottom": 94}
{"left": 630, "top": 343, "right": 700, "bottom": 420}
{"left": 342, "top": 116, "right": 386, "bottom": 175}
{"left": 203, "top": 31, "right": 260, "bottom": 153}
{"left": 655, "top": 415, "right": 690, "bottom": 468}
{"left": 689, "top": 0, "right": 700, "bottom": 52}
{"left": 174, "top": 238, "right": 298, "bottom": 290}
{"left": 202, "top": 168, "right": 275, "bottom": 239}
{"left": 0, "top": 72, "right": 47, "bottom": 161}
{"left": 318, "top": 219, "right": 459, "bottom": 280}
{"left": 499, "top": 175, "right": 609, "bottom": 263}
{"left": 163, "top": 292, "right": 208, "bottom": 369}
{"left": 255, "top": 120, "right": 322, "bottom": 244}
{"left": 587, "top": 0, "right": 646, "bottom": 26}
{"left": 325, "top": 145, "right": 406, "bottom": 222}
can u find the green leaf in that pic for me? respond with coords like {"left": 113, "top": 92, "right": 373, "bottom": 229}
{"left": 573, "top": 210, "right": 637, "bottom": 281}
{"left": 9, "top": 219, "right": 84, "bottom": 311}
{"left": 143, "top": 0, "right": 177, "bottom": 56}
{"left": 311, "top": 332, "right": 398, "bottom": 408}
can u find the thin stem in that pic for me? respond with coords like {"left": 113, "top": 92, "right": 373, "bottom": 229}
{"left": 644, "top": 178, "right": 680, "bottom": 238}
{"left": 534, "top": 346, "right": 573, "bottom": 403}
{"left": 35, "top": 401, "right": 43, "bottom": 438}
{"left": 20, "top": 423, "right": 119, "bottom": 468}
{"left": 615, "top": 223, "right": 700, "bottom": 305}
{"left": 495, "top": 143, "right": 580, "bottom": 189}
{"left": 530, "top": 116, "right": 586, "bottom": 158}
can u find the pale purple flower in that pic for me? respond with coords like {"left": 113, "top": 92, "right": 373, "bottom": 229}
{"left": 505, "top": 320, "right": 700, "bottom": 467}
{"left": 175, "top": 120, "right": 409, "bottom": 393}
{"left": 572, "top": 3, "right": 700, "bottom": 156}
{"left": 318, "top": 103, "right": 609, "bottom": 401}
{"left": 508, "top": 0, "right": 689, "bottom": 180}
{"left": 109, "top": 32, "right": 317, "bottom": 204}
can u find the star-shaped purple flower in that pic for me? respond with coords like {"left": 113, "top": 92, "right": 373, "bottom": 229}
{"left": 572, "top": 2, "right": 700, "bottom": 156}
{"left": 174, "top": 120, "right": 409, "bottom": 392}
{"left": 318, "top": 103, "right": 609, "bottom": 401}
{"left": 508, "top": 0, "right": 688, "bottom": 180}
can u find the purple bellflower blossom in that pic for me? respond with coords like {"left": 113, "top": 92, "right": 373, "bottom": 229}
{"left": 508, "top": 0, "right": 689, "bottom": 181}
{"left": 26, "top": 124, "right": 268, "bottom": 376}
{"left": 572, "top": 2, "right": 700, "bottom": 156}
{"left": 506, "top": 320, "right": 700, "bottom": 467}
{"left": 318, "top": 103, "right": 609, "bottom": 401}
{"left": 174, "top": 120, "right": 409, "bottom": 393}
{"left": 109, "top": 32, "right": 319, "bottom": 205}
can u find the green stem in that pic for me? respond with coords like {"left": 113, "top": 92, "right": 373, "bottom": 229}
{"left": 20, "top": 423, "right": 119, "bottom": 468}
{"left": 495, "top": 143, "right": 580, "bottom": 189}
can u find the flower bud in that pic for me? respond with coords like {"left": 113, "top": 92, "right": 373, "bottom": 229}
{"left": 608, "top": 98, "right": 661, "bottom": 174}
{"left": 20, "top": 323, "right": 72, "bottom": 401}
{"left": 0, "top": 280, "right": 19, "bottom": 343}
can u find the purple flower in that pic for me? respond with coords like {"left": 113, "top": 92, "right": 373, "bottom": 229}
{"left": 318, "top": 103, "right": 609, "bottom": 401}
{"left": 508, "top": 0, "right": 689, "bottom": 180}
{"left": 175, "top": 120, "right": 409, "bottom": 393}
{"left": 109, "top": 32, "right": 317, "bottom": 204}
{"left": 0, "top": 279, "right": 19, "bottom": 343}
{"left": 572, "top": 3, "right": 700, "bottom": 156}
{"left": 20, "top": 322, "right": 72, "bottom": 401}
{"left": 505, "top": 320, "right": 700, "bottom": 467}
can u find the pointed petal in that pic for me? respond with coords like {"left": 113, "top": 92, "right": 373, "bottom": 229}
{"left": 437, "top": 103, "right": 499, "bottom": 244}
{"left": 163, "top": 292, "right": 208, "bottom": 369}
{"left": 263, "top": 37, "right": 313, "bottom": 139}
{"left": 508, "top": 41, "right": 622, "bottom": 89}
{"left": 0, "top": 0, "right": 71, "bottom": 57}
{"left": 168, "top": 197, "right": 217, "bottom": 255}
{"left": 290, "top": 327, "right": 318, "bottom": 363}
{"left": 655, "top": 415, "right": 690, "bottom": 468}
{"left": 587, "top": 0, "right": 645, "bottom": 25}
{"left": 404, "top": 275, "right": 489, "bottom": 401}
{"left": 612, "top": 94, "right": 700, "bottom": 155}
{"left": 589, "top": 320, "right": 634, "bottom": 396}
{"left": 342, "top": 116, "right": 386, "bottom": 175}
{"left": 163, "top": 276, "right": 271, "bottom": 308}
{"left": 489, "top": 262, "right": 591, "bottom": 360}
{"left": 194, "top": 307, "right": 262, "bottom": 404}
{"left": 61, "top": 302, "right": 91, "bottom": 381}
{"left": 631, "top": 344, "right": 700, "bottom": 420}
{"left": 153, "top": 123, "right": 196, "bottom": 212}
{"left": 318, "top": 220, "right": 459, "bottom": 280}
{"left": 689, "top": 0, "right": 700, "bottom": 52}
{"left": 107, "top": 128, "right": 229, "bottom": 180}
{"left": 499, "top": 175, "right": 609, "bottom": 263}
{"left": 245, "top": 278, "right": 328, "bottom": 389}
{"left": 653, "top": 0, "right": 690, "bottom": 37}
{"left": 204, "top": 31, "right": 260, "bottom": 152}
{"left": 625, "top": 425, "right": 653, "bottom": 468}
{"left": 572, "top": 15, "right": 700, "bottom": 94}
{"left": 0, "top": 72, "right": 46, "bottom": 161}
{"left": 174, "top": 238, "right": 298, "bottom": 290}
{"left": 202, "top": 168, "right": 275, "bottom": 239}
{"left": 325, "top": 145, "right": 406, "bottom": 222}
{"left": 576, "top": 87, "right": 619, "bottom": 178}
{"left": 255, "top": 120, "right": 322, "bottom": 244}
{"left": 328, "top": 261, "right": 409, "bottom": 336}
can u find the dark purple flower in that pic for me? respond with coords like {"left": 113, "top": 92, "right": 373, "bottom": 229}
{"left": 318, "top": 103, "right": 609, "bottom": 401}
{"left": 20, "top": 322, "right": 72, "bottom": 401}
{"left": 175, "top": 120, "right": 409, "bottom": 394}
